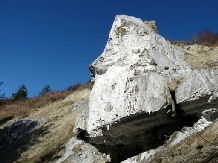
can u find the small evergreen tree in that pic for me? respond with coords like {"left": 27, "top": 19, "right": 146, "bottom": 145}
{"left": 12, "top": 84, "right": 28, "bottom": 100}
{"left": 39, "top": 85, "right": 51, "bottom": 95}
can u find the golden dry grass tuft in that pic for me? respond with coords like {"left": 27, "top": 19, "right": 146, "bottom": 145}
{"left": 0, "top": 82, "right": 93, "bottom": 122}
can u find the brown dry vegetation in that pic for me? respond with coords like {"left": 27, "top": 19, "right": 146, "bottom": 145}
{"left": 0, "top": 82, "right": 93, "bottom": 123}
{"left": 189, "top": 28, "right": 218, "bottom": 47}
{"left": 170, "top": 28, "right": 218, "bottom": 47}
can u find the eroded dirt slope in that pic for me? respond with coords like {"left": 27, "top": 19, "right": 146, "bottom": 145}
{"left": 179, "top": 44, "right": 218, "bottom": 69}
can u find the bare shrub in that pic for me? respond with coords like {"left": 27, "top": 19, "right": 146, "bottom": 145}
{"left": 189, "top": 28, "right": 218, "bottom": 46}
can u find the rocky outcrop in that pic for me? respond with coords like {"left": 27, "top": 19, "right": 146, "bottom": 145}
{"left": 122, "top": 116, "right": 218, "bottom": 163}
{"left": 73, "top": 101, "right": 89, "bottom": 133}
{"left": 72, "top": 100, "right": 89, "bottom": 111}
{"left": 6, "top": 118, "right": 48, "bottom": 143}
{"left": 1, "top": 15, "right": 218, "bottom": 163}
{"left": 74, "top": 15, "right": 218, "bottom": 162}
{"left": 87, "top": 15, "right": 191, "bottom": 137}
{"left": 56, "top": 137, "right": 110, "bottom": 163}
{"left": 0, "top": 89, "right": 92, "bottom": 163}
{"left": 144, "top": 20, "right": 158, "bottom": 34}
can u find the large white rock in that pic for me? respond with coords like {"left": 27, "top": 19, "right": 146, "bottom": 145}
{"left": 87, "top": 15, "right": 192, "bottom": 137}
{"left": 176, "top": 67, "right": 218, "bottom": 103}
{"left": 72, "top": 15, "right": 218, "bottom": 162}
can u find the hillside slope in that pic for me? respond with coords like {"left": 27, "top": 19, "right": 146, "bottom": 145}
{"left": 0, "top": 89, "right": 90, "bottom": 163}
{"left": 1, "top": 15, "right": 218, "bottom": 163}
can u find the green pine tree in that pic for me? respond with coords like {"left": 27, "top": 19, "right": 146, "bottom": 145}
{"left": 39, "top": 85, "right": 51, "bottom": 95}
{"left": 12, "top": 84, "right": 28, "bottom": 101}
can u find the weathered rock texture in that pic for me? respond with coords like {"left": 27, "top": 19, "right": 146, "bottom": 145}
{"left": 0, "top": 89, "right": 92, "bottom": 163}
{"left": 6, "top": 118, "right": 48, "bottom": 143}
{"left": 74, "top": 15, "right": 218, "bottom": 162}
{"left": 144, "top": 20, "right": 158, "bottom": 34}
{"left": 73, "top": 101, "right": 89, "bottom": 133}
{"left": 56, "top": 137, "right": 110, "bottom": 163}
{"left": 87, "top": 15, "right": 191, "bottom": 137}
{"left": 122, "top": 117, "right": 218, "bottom": 163}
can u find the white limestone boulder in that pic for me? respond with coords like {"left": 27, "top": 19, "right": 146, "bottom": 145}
{"left": 87, "top": 15, "right": 191, "bottom": 137}
{"left": 72, "top": 15, "right": 218, "bottom": 162}
{"left": 176, "top": 67, "right": 218, "bottom": 103}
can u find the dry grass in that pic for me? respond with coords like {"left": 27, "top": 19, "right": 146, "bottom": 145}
{"left": 0, "top": 82, "right": 93, "bottom": 122}
{"left": 171, "top": 40, "right": 190, "bottom": 46}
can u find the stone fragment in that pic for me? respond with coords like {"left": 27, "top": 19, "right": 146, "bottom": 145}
{"left": 73, "top": 102, "right": 89, "bottom": 134}
{"left": 72, "top": 100, "right": 88, "bottom": 111}
{"left": 56, "top": 137, "right": 110, "bottom": 163}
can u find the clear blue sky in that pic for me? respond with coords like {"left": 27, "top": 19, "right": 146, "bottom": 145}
{"left": 0, "top": 0, "right": 218, "bottom": 97}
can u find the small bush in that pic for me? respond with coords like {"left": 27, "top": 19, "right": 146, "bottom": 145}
{"left": 189, "top": 28, "right": 218, "bottom": 46}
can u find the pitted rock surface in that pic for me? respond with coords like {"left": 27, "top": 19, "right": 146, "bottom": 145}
{"left": 86, "top": 15, "right": 192, "bottom": 138}
{"left": 73, "top": 15, "right": 218, "bottom": 163}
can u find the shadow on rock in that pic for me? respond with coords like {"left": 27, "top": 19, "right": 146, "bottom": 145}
{"left": 0, "top": 124, "right": 50, "bottom": 163}
{"left": 0, "top": 116, "right": 13, "bottom": 126}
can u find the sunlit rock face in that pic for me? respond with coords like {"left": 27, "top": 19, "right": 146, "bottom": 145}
{"left": 87, "top": 15, "right": 191, "bottom": 137}
{"left": 176, "top": 67, "right": 218, "bottom": 104}
{"left": 72, "top": 15, "right": 218, "bottom": 163}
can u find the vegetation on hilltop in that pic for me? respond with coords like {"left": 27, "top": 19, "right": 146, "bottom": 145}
{"left": 189, "top": 28, "right": 218, "bottom": 46}
{"left": 39, "top": 85, "right": 52, "bottom": 95}
{"left": 11, "top": 84, "right": 28, "bottom": 101}
{"left": 0, "top": 82, "right": 93, "bottom": 122}
{"left": 169, "top": 28, "right": 218, "bottom": 47}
